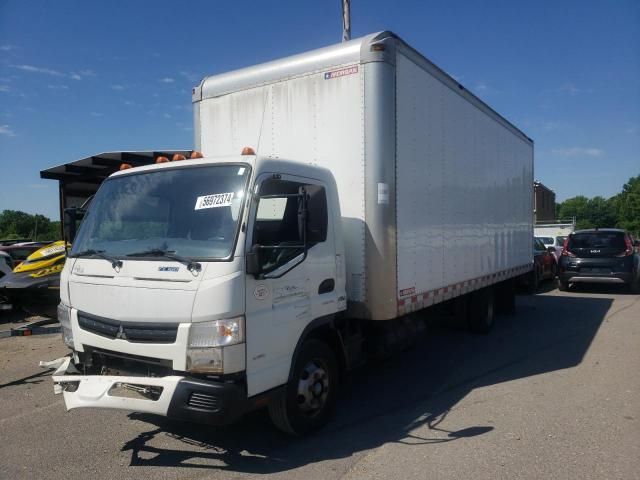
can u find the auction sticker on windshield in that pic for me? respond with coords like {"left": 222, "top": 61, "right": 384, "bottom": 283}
{"left": 194, "top": 192, "right": 234, "bottom": 210}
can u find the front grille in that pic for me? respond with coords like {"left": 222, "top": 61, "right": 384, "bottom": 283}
{"left": 86, "top": 347, "right": 173, "bottom": 377}
{"left": 78, "top": 312, "right": 178, "bottom": 343}
{"left": 188, "top": 392, "right": 220, "bottom": 411}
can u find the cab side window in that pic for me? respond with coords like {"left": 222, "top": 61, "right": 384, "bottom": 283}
{"left": 253, "top": 178, "right": 327, "bottom": 275}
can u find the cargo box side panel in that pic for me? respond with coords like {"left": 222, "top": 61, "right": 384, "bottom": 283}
{"left": 395, "top": 52, "right": 533, "bottom": 305}
{"left": 198, "top": 68, "right": 366, "bottom": 304}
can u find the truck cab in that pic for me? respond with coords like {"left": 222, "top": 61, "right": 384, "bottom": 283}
{"left": 54, "top": 152, "right": 347, "bottom": 434}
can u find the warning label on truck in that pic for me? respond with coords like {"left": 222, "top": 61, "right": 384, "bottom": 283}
{"left": 399, "top": 287, "right": 416, "bottom": 297}
{"left": 194, "top": 192, "right": 234, "bottom": 210}
{"left": 324, "top": 66, "right": 358, "bottom": 80}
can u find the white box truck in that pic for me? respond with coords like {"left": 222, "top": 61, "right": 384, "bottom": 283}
{"left": 49, "top": 31, "right": 534, "bottom": 435}
{"left": 535, "top": 220, "right": 575, "bottom": 260}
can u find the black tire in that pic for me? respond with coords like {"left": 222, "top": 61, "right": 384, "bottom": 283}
{"left": 557, "top": 278, "right": 569, "bottom": 291}
{"left": 467, "top": 287, "right": 495, "bottom": 334}
{"left": 496, "top": 279, "right": 516, "bottom": 315}
{"left": 530, "top": 268, "right": 540, "bottom": 292}
{"left": 268, "top": 339, "right": 338, "bottom": 436}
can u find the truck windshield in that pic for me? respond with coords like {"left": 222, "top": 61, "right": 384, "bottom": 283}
{"left": 70, "top": 164, "right": 250, "bottom": 260}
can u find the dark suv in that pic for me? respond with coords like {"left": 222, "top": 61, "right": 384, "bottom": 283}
{"left": 558, "top": 229, "right": 640, "bottom": 292}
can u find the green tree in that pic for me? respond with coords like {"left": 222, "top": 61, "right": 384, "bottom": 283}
{"left": 557, "top": 196, "right": 591, "bottom": 229}
{"left": 617, "top": 175, "right": 640, "bottom": 236}
{"left": 0, "top": 210, "right": 61, "bottom": 242}
{"left": 586, "top": 196, "right": 618, "bottom": 229}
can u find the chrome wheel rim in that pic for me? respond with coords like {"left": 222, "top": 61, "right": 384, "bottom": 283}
{"left": 296, "top": 358, "right": 329, "bottom": 417}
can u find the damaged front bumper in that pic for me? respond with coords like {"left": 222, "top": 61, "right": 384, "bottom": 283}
{"left": 44, "top": 356, "right": 248, "bottom": 424}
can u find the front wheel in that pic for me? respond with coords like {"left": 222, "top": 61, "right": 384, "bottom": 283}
{"left": 268, "top": 339, "right": 338, "bottom": 435}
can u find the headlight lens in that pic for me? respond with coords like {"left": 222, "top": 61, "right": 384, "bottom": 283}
{"left": 57, "top": 302, "right": 74, "bottom": 348}
{"left": 186, "top": 347, "right": 224, "bottom": 373}
{"left": 186, "top": 316, "right": 245, "bottom": 373}
{"left": 188, "top": 316, "right": 245, "bottom": 348}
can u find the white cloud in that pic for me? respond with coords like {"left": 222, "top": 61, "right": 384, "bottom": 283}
{"left": 179, "top": 71, "right": 199, "bottom": 82}
{"left": 559, "top": 83, "right": 594, "bottom": 96}
{"left": 11, "top": 64, "right": 65, "bottom": 77}
{"left": 163, "top": 113, "right": 172, "bottom": 119}
{"left": 78, "top": 69, "right": 95, "bottom": 76}
{"left": 0, "top": 45, "right": 15, "bottom": 51}
{"left": 47, "top": 84, "right": 69, "bottom": 90}
{"left": 90, "top": 112, "right": 103, "bottom": 117}
{"left": 111, "top": 84, "right": 126, "bottom": 90}
{"left": 542, "top": 121, "right": 568, "bottom": 132}
{"left": 0, "top": 85, "right": 10, "bottom": 93}
{"left": 552, "top": 147, "right": 604, "bottom": 157}
{"left": 0, "top": 125, "right": 17, "bottom": 137}
{"left": 473, "top": 82, "right": 498, "bottom": 95}
{"left": 10, "top": 64, "right": 94, "bottom": 81}
{"left": 159, "top": 77, "right": 175, "bottom": 83}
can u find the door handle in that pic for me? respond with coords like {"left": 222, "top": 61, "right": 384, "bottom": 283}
{"left": 318, "top": 278, "right": 335, "bottom": 294}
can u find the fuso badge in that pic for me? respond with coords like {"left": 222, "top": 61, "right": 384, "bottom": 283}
{"left": 254, "top": 284, "right": 269, "bottom": 300}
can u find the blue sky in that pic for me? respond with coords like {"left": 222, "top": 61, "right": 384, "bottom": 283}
{"left": 1, "top": 0, "right": 638, "bottom": 220}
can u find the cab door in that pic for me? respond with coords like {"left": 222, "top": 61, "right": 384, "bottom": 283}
{"left": 244, "top": 174, "right": 335, "bottom": 396}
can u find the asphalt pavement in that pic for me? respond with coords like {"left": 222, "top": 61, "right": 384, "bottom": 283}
{"left": 1, "top": 285, "right": 638, "bottom": 479}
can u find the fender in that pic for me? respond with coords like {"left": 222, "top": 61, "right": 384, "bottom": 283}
{"left": 286, "top": 314, "right": 348, "bottom": 383}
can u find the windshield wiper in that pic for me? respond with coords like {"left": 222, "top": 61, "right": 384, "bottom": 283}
{"left": 126, "top": 248, "right": 202, "bottom": 272}
{"left": 72, "top": 249, "right": 123, "bottom": 269}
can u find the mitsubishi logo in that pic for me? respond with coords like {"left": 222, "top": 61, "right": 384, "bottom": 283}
{"left": 115, "top": 325, "right": 127, "bottom": 340}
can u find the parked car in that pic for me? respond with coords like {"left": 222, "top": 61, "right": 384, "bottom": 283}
{"left": 557, "top": 228, "right": 640, "bottom": 292}
{"left": 532, "top": 237, "right": 557, "bottom": 288}
{"left": 538, "top": 235, "right": 566, "bottom": 262}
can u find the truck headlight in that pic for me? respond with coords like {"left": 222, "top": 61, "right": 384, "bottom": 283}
{"left": 186, "top": 316, "right": 245, "bottom": 373}
{"left": 57, "top": 302, "right": 74, "bottom": 348}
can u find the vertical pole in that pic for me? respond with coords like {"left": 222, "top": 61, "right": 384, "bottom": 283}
{"left": 342, "top": 0, "right": 351, "bottom": 42}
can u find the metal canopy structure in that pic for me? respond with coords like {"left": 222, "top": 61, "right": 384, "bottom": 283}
{"left": 40, "top": 150, "right": 192, "bottom": 221}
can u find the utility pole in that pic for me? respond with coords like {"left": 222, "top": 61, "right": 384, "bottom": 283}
{"left": 342, "top": 0, "right": 351, "bottom": 42}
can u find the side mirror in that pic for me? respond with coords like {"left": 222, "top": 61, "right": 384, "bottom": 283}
{"left": 246, "top": 244, "right": 262, "bottom": 277}
{"left": 63, "top": 207, "right": 85, "bottom": 244}
{"left": 303, "top": 185, "right": 328, "bottom": 243}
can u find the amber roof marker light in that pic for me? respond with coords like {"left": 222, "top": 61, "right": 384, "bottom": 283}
{"left": 241, "top": 147, "right": 256, "bottom": 155}
{"left": 155, "top": 156, "right": 170, "bottom": 164}
{"left": 119, "top": 163, "right": 132, "bottom": 170}
{"left": 172, "top": 154, "right": 186, "bottom": 161}
{"left": 190, "top": 151, "right": 204, "bottom": 159}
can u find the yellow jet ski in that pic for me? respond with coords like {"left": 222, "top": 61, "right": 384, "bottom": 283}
{"left": 0, "top": 240, "right": 67, "bottom": 318}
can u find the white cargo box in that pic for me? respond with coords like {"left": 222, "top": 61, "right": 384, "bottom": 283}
{"left": 193, "top": 31, "right": 533, "bottom": 320}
